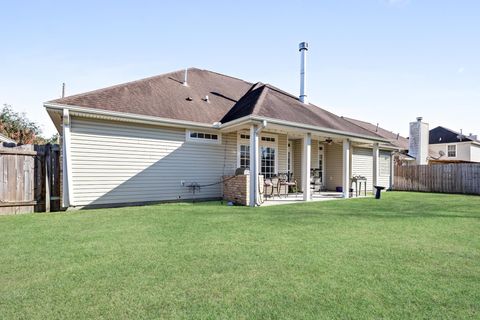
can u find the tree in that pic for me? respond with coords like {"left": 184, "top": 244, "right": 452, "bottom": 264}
{"left": 0, "top": 104, "right": 57, "bottom": 145}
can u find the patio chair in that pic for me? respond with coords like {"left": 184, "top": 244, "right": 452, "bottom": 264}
{"left": 258, "top": 175, "right": 265, "bottom": 204}
{"left": 278, "top": 173, "right": 297, "bottom": 198}
{"left": 270, "top": 176, "right": 280, "bottom": 198}
{"left": 263, "top": 178, "right": 274, "bottom": 200}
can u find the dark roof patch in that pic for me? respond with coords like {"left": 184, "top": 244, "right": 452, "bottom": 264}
{"left": 429, "top": 126, "right": 475, "bottom": 144}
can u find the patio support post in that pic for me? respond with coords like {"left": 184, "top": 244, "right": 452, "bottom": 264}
{"left": 302, "top": 132, "right": 312, "bottom": 201}
{"left": 342, "top": 139, "right": 350, "bottom": 198}
{"left": 249, "top": 124, "right": 259, "bottom": 207}
{"left": 373, "top": 143, "right": 379, "bottom": 187}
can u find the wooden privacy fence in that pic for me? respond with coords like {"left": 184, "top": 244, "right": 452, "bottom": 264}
{"left": 0, "top": 144, "right": 61, "bottom": 215}
{"left": 394, "top": 163, "right": 480, "bottom": 195}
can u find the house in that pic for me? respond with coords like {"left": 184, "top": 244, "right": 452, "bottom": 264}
{"left": 428, "top": 127, "right": 480, "bottom": 163}
{"left": 405, "top": 117, "right": 480, "bottom": 164}
{"left": 45, "top": 47, "right": 399, "bottom": 208}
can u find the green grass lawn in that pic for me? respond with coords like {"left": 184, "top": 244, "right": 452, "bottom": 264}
{"left": 1, "top": 192, "right": 479, "bottom": 319}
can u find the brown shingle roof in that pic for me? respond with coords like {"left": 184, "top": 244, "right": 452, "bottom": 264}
{"left": 343, "top": 117, "right": 409, "bottom": 150}
{"left": 49, "top": 68, "right": 383, "bottom": 140}
{"left": 222, "top": 84, "right": 380, "bottom": 137}
{"left": 51, "top": 68, "right": 253, "bottom": 124}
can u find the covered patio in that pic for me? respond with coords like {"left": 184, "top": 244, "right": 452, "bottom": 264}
{"left": 220, "top": 117, "right": 391, "bottom": 207}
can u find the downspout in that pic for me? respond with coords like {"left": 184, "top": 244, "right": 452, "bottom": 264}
{"left": 249, "top": 120, "right": 267, "bottom": 207}
{"left": 62, "top": 109, "right": 74, "bottom": 208}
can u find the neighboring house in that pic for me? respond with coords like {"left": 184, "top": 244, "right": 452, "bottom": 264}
{"left": 428, "top": 127, "right": 480, "bottom": 163}
{"left": 45, "top": 67, "right": 398, "bottom": 209}
{"left": 0, "top": 133, "right": 15, "bottom": 144}
{"left": 405, "top": 118, "right": 480, "bottom": 164}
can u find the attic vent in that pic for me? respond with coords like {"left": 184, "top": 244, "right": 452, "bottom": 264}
{"left": 203, "top": 95, "right": 210, "bottom": 103}
{"left": 186, "top": 97, "right": 193, "bottom": 101}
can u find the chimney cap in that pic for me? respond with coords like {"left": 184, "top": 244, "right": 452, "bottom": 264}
{"left": 416, "top": 117, "right": 423, "bottom": 122}
{"left": 299, "top": 42, "right": 308, "bottom": 51}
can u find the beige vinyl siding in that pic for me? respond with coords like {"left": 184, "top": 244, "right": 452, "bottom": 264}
{"left": 293, "top": 140, "right": 303, "bottom": 190}
{"left": 277, "top": 133, "right": 288, "bottom": 173}
{"left": 325, "top": 143, "right": 343, "bottom": 191}
{"left": 429, "top": 142, "right": 472, "bottom": 162}
{"left": 471, "top": 144, "right": 480, "bottom": 162}
{"left": 378, "top": 151, "right": 391, "bottom": 188}
{"left": 352, "top": 147, "right": 374, "bottom": 192}
{"left": 69, "top": 117, "right": 234, "bottom": 206}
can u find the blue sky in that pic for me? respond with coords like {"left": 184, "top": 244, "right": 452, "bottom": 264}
{"left": 1, "top": 0, "right": 479, "bottom": 137}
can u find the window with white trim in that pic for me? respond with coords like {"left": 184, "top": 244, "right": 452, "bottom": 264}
{"left": 379, "top": 153, "right": 390, "bottom": 176}
{"left": 186, "top": 130, "right": 221, "bottom": 144}
{"left": 239, "top": 145, "right": 250, "bottom": 169}
{"left": 447, "top": 145, "right": 457, "bottom": 157}
{"left": 261, "top": 136, "right": 275, "bottom": 142}
{"left": 237, "top": 132, "right": 277, "bottom": 176}
{"left": 261, "top": 146, "right": 276, "bottom": 178}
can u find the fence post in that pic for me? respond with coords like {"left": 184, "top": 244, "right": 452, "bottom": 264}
{"left": 45, "top": 144, "right": 51, "bottom": 213}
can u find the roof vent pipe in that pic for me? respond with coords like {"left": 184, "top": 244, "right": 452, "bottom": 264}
{"left": 299, "top": 42, "right": 308, "bottom": 103}
{"left": 183, "top": 68, "right": 188, "bottom": 86}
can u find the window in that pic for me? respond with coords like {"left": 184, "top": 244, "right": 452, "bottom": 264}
{"left": 379, "top": 153, "right": 390, "bottom": 176}
{"left": 261, "top": 136, "right": 275, "bottom": 142}
{"left": 186, "top": 130, "right": 221, "bottom": 144}
{"left": 239, "top": 145, "right": 250, "bottom": 169}
{"left": 447, "top": 145, "right": 457, "bottom": 157}
{"left": 261, "top": 146, "right": 276, "bottom": 178}
{"left": 237, "top": 132, "right": 277, "bottom": 176}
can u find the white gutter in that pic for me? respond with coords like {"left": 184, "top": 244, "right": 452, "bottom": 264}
{"left": 44, "top": 103, "right": 218, "bottom": 130}
{"left": 221, "top": 115, "right": 390, "bottom": 144}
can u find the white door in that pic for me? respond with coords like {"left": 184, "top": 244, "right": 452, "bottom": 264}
{"left": 318, "top": 145, "right": 325, "bottom": 185}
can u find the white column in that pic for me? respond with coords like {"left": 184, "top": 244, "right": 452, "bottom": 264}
{"left": 302, "top": 133, "right": 312, "bottom": 201}
{"left": 62, "top": 109, "right": 73, "bottom": 208}
{"left": 249, "top": 125, "right": 259, "bottom": 207}
{"left": 342, "top": 139, "right": 350, "bottom": 198}
{"left": 373, "top": 143, "right": 379, "bottom": 187}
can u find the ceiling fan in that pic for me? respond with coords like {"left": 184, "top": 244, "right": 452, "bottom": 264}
{"left": 320, "top": 138, "right": 334, "bottom": 145}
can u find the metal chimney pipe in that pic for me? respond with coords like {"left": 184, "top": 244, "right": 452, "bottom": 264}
{"left": 183, "top": 68, "right": 188, "bottom": 86}
{"left": 299, "top": 42, "right": 308, "bottom": 103}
